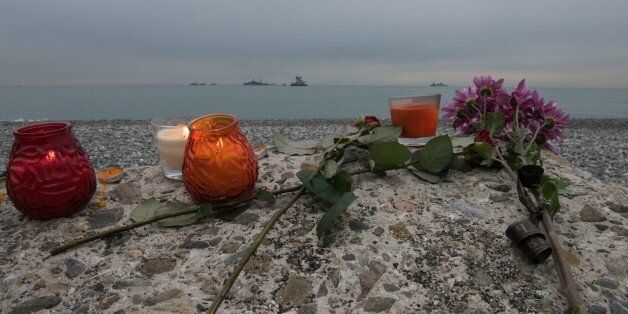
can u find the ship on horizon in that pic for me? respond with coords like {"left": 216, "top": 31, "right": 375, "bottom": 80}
{"left": 290, "top": 76, "right": 308, "bottom": 86}
{"left": 189, "top": 81, "right": 206, "bottom": 86}
{"left": 430, "top": 82, "right": 447, "bottom": 87}
{"left": 243, "top": 78, "right": 269, "bottom": 86}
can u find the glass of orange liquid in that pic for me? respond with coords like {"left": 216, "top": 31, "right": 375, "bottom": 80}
{"left": 389, "top": 94, "right": 441, "bottom": 146}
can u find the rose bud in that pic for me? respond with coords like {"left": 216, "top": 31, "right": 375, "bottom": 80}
{"left": 474, "top": 130, "right": 494, "bottom": 147}
{"left": 355, "top": 115, "right": 382, "bottom": 128}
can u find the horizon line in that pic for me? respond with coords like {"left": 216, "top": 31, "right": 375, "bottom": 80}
{"left": 2, "top": 83, "right": 627, "bottom": 90}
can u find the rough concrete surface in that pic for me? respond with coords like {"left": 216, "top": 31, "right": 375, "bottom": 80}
{"left": 1, "top": 149, "right": 626, "bottom": 313}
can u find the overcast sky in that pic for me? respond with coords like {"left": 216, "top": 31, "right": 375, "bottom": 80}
{"left": 1, "top": 0, "right": 628, "bottom": 88}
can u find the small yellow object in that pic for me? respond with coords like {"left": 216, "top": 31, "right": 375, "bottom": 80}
{"left": 0, "top": 193, "right": 4, "bottom": 202}
{"left": 98, "top": 199, "right": 107, "bottom": 208}
{"left": 97, "top": 166, "right": 125, "bottom": 184}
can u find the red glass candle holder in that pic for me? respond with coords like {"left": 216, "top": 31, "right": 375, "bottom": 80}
{"left": 182, "top": 114, "right": 258, "bottom": 203}
{"left": 6, "top": 122, "right": 97, "bottom": 219}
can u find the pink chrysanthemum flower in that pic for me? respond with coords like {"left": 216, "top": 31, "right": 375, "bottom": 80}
{"left": 524, "top": 91, "right": 568, "bottom": 154}
{"left": 443, "top": 86, "right": 480, "bottom": 133}
{"left": 473, "top": 75, "right": 505, "bottom": 98}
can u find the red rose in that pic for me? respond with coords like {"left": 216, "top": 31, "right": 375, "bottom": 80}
{"left": 355, "top": 115, "right": 381, "bottom": 127}
{"left": 474, "top": 130, "right": 494, "bottom": 147}
{"left": 365, "top": 116, "right": 381, "bottom": 126}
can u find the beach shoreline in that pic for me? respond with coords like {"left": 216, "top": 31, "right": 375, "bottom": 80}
{"left": 1, "top": 118, "right": 626, "bottom": 187}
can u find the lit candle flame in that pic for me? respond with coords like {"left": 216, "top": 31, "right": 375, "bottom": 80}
{"left": 45, "top": 150, "right": 57, "bottom": 163}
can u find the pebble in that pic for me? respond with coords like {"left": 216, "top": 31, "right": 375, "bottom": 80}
{"left": 580, "top": 204, "right": 607, "bottom": 222}
{"left": 316, "top": 283, "right": 328, "bottom": 297}
{"left": 588, "top": 304, "right": 607, "bottom": 314}
{"left": 180, "top": 238, "right": 209, "bottom": 250}
{"left": 9, "top": 295, "right": 62, "bottom": 314}
{"left": 224, "top": 249, "right": 247, "bottom": 265}
{"left": 233, "top": 212, "right": 259, "bottom": 225}
{"left": 327, "top": 268, "right": 340, "bottom": 288}
{"left": 389, "top": 222, "right": 413, "bottom": 241}
{"left": 358, "top": 260, "right": 386, "bottom": 300}
{"left": 111, "top": 183, "right": 142, "bottom": 204}
{"left": 490, "top": 195, "right": 510, "bottom": 203}
{"left": 372, "top": 226, "right": 385, "bottom": 236}
{"left": 136, "top": 257, "right": 176, "bottom": 277}
{"left": 363, "top": 296, "right": 396, "bottom": 313}
{"left": 219, "top": 242, "right": 240, "bottom": 254}
{"left": 342, "top": 253, "right": 356, "bottom": 261}
{"left": 393, "top": 200, "right": 421, "bottom": 212}
{"left": 348, "top": 219, "right": 369, "bottom": 232}
{"left": 275, "top": 275, "right": 313, "bottom": 309}
{"left": 486, "top": 182, "right": 512, "bottom": 192}
{"left": 143, "top": 289, "right": 182, "bottom": 306}
{"left": 0, "top": 118, "right": 625, "bottom": 186}
{"left": 594, "top": 278, "right": 619, "bottom": 289}
{"left": 88, "top": 208, "right": 124, "bottom": 229}
{"left": 64, "top": 258, "right": 86, "bottom": 279}
{"left": 97, "top": 293, "right": 120, "bottom": 310}
{"left": 243, "top": 253, "right": 272, "bottom": 275}
{"left": 610, "top": 301, "right": 628, "bottom": 314}
{"left": 606, "top": 203, "right": 627, "bottom": 214}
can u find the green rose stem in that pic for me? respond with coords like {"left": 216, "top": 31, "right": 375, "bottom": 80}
{"left": 49, "top": 167, "right": 375, "bottom": 256}
{"left": 494, "top": 148, "right": 584, "bottom": 312}
{"left": 208, "top": 187, "right": 307, "bottom": 313}
{"left": 208, "top": 165, "right": 378, "bottom": 313}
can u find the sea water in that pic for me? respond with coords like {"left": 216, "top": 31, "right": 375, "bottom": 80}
{"left": 1, "top": 85, "right": 626, "bottom": 121}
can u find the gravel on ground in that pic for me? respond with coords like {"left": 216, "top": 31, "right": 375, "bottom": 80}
{"left": 1, "top": 118, "right": 626, "bottom": 186}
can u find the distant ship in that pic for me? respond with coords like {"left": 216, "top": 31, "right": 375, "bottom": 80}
{"left": 290, "top": 76, "right": 308, "bottom": 86}
{"left": 430, "top": 82, "right": 447, "bottom": 87}
{"left": 189, "top": 81, "right": 206, "bottom": 86}
{"left": 243, "top": 78, "right": 269, "bottom": 86}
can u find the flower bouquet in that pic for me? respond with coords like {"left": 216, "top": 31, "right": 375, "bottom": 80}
{"left": 444, "top": 76, "right": 583, "bottom": 311}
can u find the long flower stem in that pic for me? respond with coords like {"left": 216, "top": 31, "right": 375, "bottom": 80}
{"left": 207, "top": 187, "right": 306, "bottom": 313}
{"left": 50, "top": 185, "right": 301, "bottom": 255}
{"left": 496, "top": 147, "right": 583, "bottom": 311}
{"left": 50, "top": 207, "right": 198, "bottom": 255}
{"left": 207, "top": 164, "right": 408, "bottom": 313}
{"left": 49, "top": 163, "right": 387, "bottom": 257}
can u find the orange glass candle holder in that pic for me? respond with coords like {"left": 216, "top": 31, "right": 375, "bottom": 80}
{"left": 389, "top": 94, "right": 441, "bottom": 146}
{"left": 182, "top": 114, "right": 258, "bottom": 203}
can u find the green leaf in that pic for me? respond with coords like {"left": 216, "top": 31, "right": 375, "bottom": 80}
{"left": 475, "top": 142, "right": 496, "bottom": 167}
{"left": 357, "top": 126, "right": 403, "bottom": 145}
{"left": 448, "top": 156, "right": 462, "bottom": 170}
{"left": 195, "top": 204, "right": 214, "bottom": 218}
{"left": 272, "top": 132, "right": 317, "bottom": 155}
{"left": 408, "top": 165, "right": 442, "bottom": 183}
{"left": 322, "top": 133, "right": 340, "bottom": 148}
{"left": 369, "top": 141, "right": 411, "bottom": 168}
{"left": 414, "top": 135, "right": 453, "bottom": 173}
{"left": 451, "top": 136, "right": 474, "bottom": 148}
{"left": 541, "top": 179, "right": 560, "bottom": 214}
{"left": 323, "top": 160, "right": 339, "bottom": 178}
{"left": 484, "top": 112, "right": 504, "bottom": 136}
{"left": 340, "top": 151, "right": 358, "bottom": 164}
{"left": 332, "top": 171, "right": 352, "bottom": 193}
{"left": 297, "top": 170, "right": 343, "bottom": 204}
{"left": 368, "top": 159, "right": 376, "bottom": 172}
{"left": 130, "top": 198, "right": 161, "bottom": 222}
{"left": 255, "top": 189, "right": 276, "bottom": 205}
{"left": 316, "top": 192, "right": 358, "bottom": 238}
{"left": 217, "top": 204, "right": 250, "bottom": 221}
{"left": 156, "top": 202, "right": 198, "bottom": 227}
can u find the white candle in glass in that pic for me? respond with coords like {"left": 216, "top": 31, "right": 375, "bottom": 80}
{"left": 155, "top": 126, "right": 189, "bottom": 170}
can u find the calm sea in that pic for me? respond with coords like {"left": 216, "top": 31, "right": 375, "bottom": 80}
{"left": 1, "top": 85, "right": 626, "bottom": 121}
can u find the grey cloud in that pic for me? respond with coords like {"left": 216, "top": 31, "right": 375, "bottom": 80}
{"left": 1, "top": 0, "right": 627, "bottom": 87}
